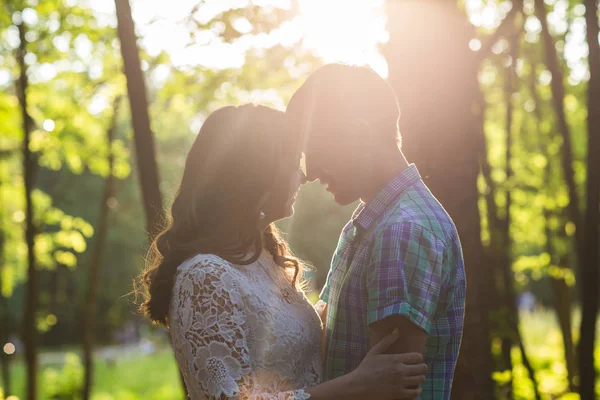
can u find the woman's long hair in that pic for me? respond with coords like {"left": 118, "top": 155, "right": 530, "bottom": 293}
{"left": 139, "top": 104, "right": 303, "bottom": 326}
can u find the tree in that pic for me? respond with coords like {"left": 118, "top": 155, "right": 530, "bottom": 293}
{"left": 0, "top": 228, "right": 11, "bottom": 398}
{"left": 578, "top": 0, "right": 600, "bottom": 397}
{"left": 383, "top": 1, "right": 494, "bottom": 397}
{"left": 15, "top": 12, "right": 39, "bottom": 400}
{"left": 82, "top": 97, "right": 122, "bottom": 400}
{"left": 531, "top": 55, "right": 578, "bottom": 391}
{"left": 534, "top": 0, "right": 581, "bottom": 237}
{"left": 114, "top": 0, "right": 163, "bottom": 238}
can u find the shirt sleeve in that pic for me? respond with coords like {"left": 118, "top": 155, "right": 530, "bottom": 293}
{"left": 366, "top": 222, "right": 445, "bottom": 334}
{"left": 170, "top": 257, "right": 311, "bottom": 400}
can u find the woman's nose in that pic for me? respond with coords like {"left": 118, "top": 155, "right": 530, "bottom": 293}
{"left": 299, "top": 169, "right": 308, "bottom": 184}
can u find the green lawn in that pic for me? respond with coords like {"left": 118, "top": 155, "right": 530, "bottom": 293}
{"left": 1, "top": 310, "right": 599, "bottom": 400}
{"left": 3, "top": 348, "right": 184, "bottom": 400}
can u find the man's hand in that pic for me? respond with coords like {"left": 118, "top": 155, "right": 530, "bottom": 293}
{"left": 315, "top": 300, "right": 328, "bottom": 355}
{"left": 315, "top": 300, "right": 328, "bottom": 325}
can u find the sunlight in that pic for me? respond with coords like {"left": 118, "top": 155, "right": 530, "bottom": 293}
{"left": 87, "top": 0, "right": 592, "bottom": 90}
{"left": 465, "top": 0, "right": 513, "bottom": 30}
{"left": 298, "top": 0, "right": 389, "bottom": 76}
{"left": 89, "top": 0, "right": 388, "bottom": 75}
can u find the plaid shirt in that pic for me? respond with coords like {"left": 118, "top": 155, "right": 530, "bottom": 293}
{"left": 320, "top": 164, "right": 466, "bottom": 399}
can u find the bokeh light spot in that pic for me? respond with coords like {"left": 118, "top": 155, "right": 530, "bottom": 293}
{"left": 4, "top": 343, "right": 16, "bottom": 355}
{"left": 469, "top": 38, "right": 482, "bottom": 51}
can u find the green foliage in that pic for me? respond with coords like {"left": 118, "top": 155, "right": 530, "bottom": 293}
{"left": 43, "top": 353, "right": 84, "bottom": 400}
{"left": 477, "top": 0, "right": 589, "bottom": 293}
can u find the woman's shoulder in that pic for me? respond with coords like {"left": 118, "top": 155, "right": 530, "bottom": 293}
{"left": 177, "top": 253, "right": 234, "bottom": 278}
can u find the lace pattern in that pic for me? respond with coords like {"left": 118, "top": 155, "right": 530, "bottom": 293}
{"left": 169, "top": 252, "right": 323, "bottom": 400}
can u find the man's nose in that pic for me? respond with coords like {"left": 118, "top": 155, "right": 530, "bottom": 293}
{"left": 300, "top": 169, "right": 308, "bottom": 184}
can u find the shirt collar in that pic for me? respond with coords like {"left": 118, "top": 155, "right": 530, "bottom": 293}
{"left": 352, "top": 164, "right": 421, "bottom": 232}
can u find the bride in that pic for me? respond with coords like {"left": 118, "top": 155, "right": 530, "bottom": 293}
{"left": 139, "top": 104, "right": 427, "bottom": 399}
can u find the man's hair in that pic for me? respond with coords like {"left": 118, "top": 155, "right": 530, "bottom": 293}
{"left": 287, "top": 63, "right": 402, "bottom": 147}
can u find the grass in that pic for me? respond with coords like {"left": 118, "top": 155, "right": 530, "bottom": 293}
{"left": 1, "top": 309, "right": 599, "bottom": 399}
{"left": 509, "top": 309, "right": 600, "bottom": 400}
{"left": 2, "top": 348, "right": 184, "bottom": 400}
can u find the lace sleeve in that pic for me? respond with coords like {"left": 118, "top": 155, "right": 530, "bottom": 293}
{"left": 170, "top": 255, "right": 311, "bottom": 400}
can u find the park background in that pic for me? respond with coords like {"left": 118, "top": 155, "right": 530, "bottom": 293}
{"left": 1, "top": 0, "right": 599, "bottom": 399}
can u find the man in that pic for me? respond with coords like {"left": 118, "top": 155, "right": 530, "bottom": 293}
{"left": 287, "top": 64, "right": 466, "bottom": 399}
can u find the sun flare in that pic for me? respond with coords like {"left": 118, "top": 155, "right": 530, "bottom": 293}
{"left": 297, "top": 0, "right": 388, "bottom": 76}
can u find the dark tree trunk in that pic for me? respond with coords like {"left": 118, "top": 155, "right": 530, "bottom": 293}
{"left": 114, "top": 0, "right": 163, "bottom": 238}
{"left": 499, "top": 35, "right": 517, "bottom": 397}
{"left": 534, "top": 0, "right": 581, "bottom": 237}
{"left": 579, "top": 1, "right": 600, "bottom": 398}
{"left": 516, "top": 328, "right": 541, "bottom": 400}
{"left": 0, "top": 264, "right": 11, "bottom": 397}
{"left": 529, "top": 52, "right": 577, "bottom": 392}
{"left": 0, "top": 175, "right": 11, "bottom": 397}
{"left": 0, "top": 312, "right": 10, "bottom": 397}
{"left": 550, "top": 262, "right": 577, "bottom": 391}
{"left": 114, "top": 1, "right": 187, "bottom": 396}
{"left": 16, "top": 17, "right": 38, "bottom": 400}
{"left": 82, "top": 97, "right": 122, "bottom": 400}
{"left": 545, "top": 213, "right": 576, "bottom": 393}
{"left": 384, "top": 1, "right": 494, "bottom": 398}
{"left": 498, "top": 32, "right": 540, "bottom": 399}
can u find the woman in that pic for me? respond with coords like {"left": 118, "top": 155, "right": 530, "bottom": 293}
{"left": 140, "top": 104, "right": 427, "bottom": 399}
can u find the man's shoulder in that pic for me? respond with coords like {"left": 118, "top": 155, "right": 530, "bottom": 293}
{"left": 376, "top": 183, "right": 457, "bottom": 245}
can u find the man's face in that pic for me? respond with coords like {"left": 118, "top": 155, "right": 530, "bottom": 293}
{"left": 303, "top": 122, "right": 368, "bottom": 206}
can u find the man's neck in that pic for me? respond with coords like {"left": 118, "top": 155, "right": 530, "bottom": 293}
{"left": 360, "top": 151, "right": 410, "bottom": 203}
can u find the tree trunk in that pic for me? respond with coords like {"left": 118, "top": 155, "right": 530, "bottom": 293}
{"left": 529, "top": 50, "right": 578, "bottom": 392}
{"left": 384, "top": 1, "right": 494, "bottom": 398}
{"left": 535, "top": 0, "right": 583, "bottom": 259}
{"left": 0, "top": 279, "right": 11, "bottom": 397}
{"left": 550, "top": 269, "right": 577, "bottom": 391}
{"left": 500, "top": 35, "right": 516, "bottom": 396}
{"left": 0, "top": 174, "right": 11, "bottom": 397}
{"left": 82, "top": 97, "right": 122, "bottom": 400}
{"left": 535, "top": 0, "right": 581, "bottom": 230}
{"left": 114, "top": 1, "right": 187, "bottom": 396}
{"left": 578, "top": 1, "right": 600, "bottom": 398}
{"left": 498, "top": 34, "right": 540, "bottom": 399}
{"left": 545, "top": 211, "right": 576, "bottom": 393}
{"left": 516, "top": 327, "right": 541, "bottom": 400}
{"left": 114, "top": 0, "right": 163, "bottom": 238}
{"left": 16, "top": 17, "right": 38, "bottom": 400}
{"left": 0, "top": 320, "right": 10, "bottom": 398}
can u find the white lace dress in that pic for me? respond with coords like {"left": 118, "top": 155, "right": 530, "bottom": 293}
{"left": 169, "top": 251, "right": 323, "bottom": 400}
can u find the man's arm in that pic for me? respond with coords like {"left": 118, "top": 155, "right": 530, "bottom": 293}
{"left": 366, "top": 222, "right": 445, "bottom": 354}
{"left": 369, "top": 315, "right": 427, "bottom": 354}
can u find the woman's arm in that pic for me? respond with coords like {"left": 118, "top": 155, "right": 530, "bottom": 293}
{"left": 305, "top": 332, "right": 426, "bottom": 400}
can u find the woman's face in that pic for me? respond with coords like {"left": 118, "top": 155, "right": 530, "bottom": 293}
{"left": 262, "top": 152, "right": 307, "bottom": 222}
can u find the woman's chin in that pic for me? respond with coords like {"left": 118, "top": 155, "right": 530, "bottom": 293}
{"left": 268, "top": 204, "right": 295, "bottom": 224}
{"left": 282, "top": 203, "right": 295, "bottom": 219}
{"left": 282, "top": 203, "right": 296, "bottom": 220}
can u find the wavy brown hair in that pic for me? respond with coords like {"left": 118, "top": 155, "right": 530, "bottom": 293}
{"left": 140, "top": 104, "right": 303, "bottom": 327}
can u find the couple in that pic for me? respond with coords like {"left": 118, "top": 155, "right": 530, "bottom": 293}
{"left": 140, "top": 64, "right": 466, "bottom": 400}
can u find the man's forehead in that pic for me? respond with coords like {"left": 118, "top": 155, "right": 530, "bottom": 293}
{"left": 303, "top": 127, "right": 339, "bottom": 156}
